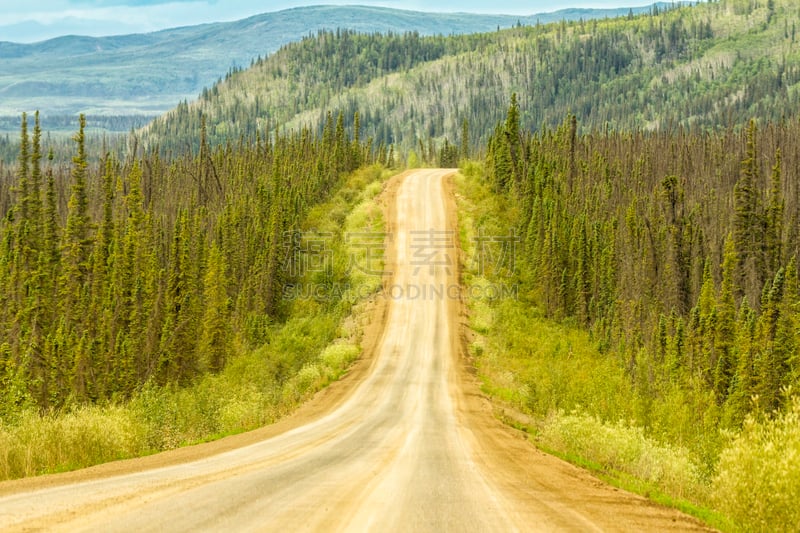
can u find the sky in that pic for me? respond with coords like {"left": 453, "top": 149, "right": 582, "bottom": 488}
{"left": 0, "top": 0, "right": 658, "bottom": 43}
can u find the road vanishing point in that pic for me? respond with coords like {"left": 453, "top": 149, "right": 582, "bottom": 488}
{"left": 0, "top": 169, "right": 708, "bottom": 532}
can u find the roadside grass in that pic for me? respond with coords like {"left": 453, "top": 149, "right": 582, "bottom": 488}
{"left": 712, "top": 397, "right": 800, "bottom": 532}
{"left": 0, "top": 165, "right": 391, "bottom": 481}
{"left": 0, "top": 406, "right": 147, "bottom": 480}
{"left": 455, "top": 162, "right": 800, "bottom": 532}
{"left": 471, "top": 293, "right": 723, "bottom": 528}
{"left": 539, "top": 441, "right": 732, "bottom": 532}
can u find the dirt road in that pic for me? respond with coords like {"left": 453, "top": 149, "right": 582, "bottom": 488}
{"left": 0, "top": 169, "right": 708, "bottom": 531}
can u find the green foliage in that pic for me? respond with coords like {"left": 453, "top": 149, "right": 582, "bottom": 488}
{"left": 406, "top": 150, "right": 420, "bottom": 169}
{"left": 0, "top": 406, "right": 147, "bottom": 480}
{"left": 456, "top": 163, "right": 715, "bottom": 513}
{"left": 460, "top": 92, "right": 800, "bottom": 525}
{"left": 0, "top": 6, "right": 639, "bottom": 120}
{"left": 199, "top": 243, "right": 231, "bottom": 373}
{"left": 0, "top": 109, "right": 377, "bottom": 418}
{"left": 0, "top": 160, "right": 390, "bottom": 480}
{"left": 713, "top": 396, "right": 800, "bottom": 531}
{"left": 481, "top": 101, "right": 800, "bottom": 431}
{"left": 538, "top": 412, "right": 705, "bottom": 500}
{"left": 147, "top": 0, "right": 800, "bottom": 157}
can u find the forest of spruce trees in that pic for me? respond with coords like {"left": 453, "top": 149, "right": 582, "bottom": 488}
{"left": 0, "top": 2, "right": 798, "bottom": 527}
{"left": 484, "top": 94, "right": 800, "bottom": 438}
{"left": 0, "top": 110, "right": 380, "bottom": 418}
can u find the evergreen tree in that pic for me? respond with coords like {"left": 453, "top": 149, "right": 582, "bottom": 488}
{"left": 158, "top": 209, "right": 200, "bottom": 385}
{"left": 200, "top": 243, "right": 231, "bottom": 372}
{"left": 765, "top": 149, "right": 784, "bottom": 275}
{"left": 460, "top": 118, "right": 470, "bottom": 160}
{"left": 351, "top": 111, "right": 363, "bottom": 168}
{"left": 505, "top": 93, "right": 522, "bottom": 192}
{"left": 714, "top": 236, "right": 737, "bottom": 402}
{"left": 61, "top": 114, "right": 92, "bottom": 323}
{"left": 16, "top": 113, "right": 29, "bottom": 224}
{"left": 733, "top": 119, "right": 764, "bottom": 301}
{"left": 694, "top": 258, "right": 717, "bottom": 381}
{"left": 755, "top": 268, "right": 787, "bottom": 412}
{"left": 723, "top": 303, "right": 756, "bottom": 426}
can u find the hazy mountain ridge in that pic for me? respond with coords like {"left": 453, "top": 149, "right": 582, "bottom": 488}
{"left": 144, "top": 0, "right": 800, "bottom": 154}
{"left": 0, "top": 4, "right": 657, "bottom": 121}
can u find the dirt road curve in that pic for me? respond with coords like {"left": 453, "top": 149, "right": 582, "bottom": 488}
{"left": 0, "top": 169, "right": 708, "bottom": 532}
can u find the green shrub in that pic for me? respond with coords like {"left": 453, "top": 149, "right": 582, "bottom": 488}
{"left": 713, "top": 396, "right": 800, "bottom": 532}
{"left": 455, "top": 164, "right": 719, "bottom": 522}
{"left": 217, "top": 388, "right": 271, "bottom": 434}
{"left": 320, "top": 344, "right": 361, "bottom": 378}
{"left": 538, "top": 411, "right": 705, "bottom": 500}
{"left": 294, "top": 364, "right": 323, "bottom": 396}
{"left": 0, "top": 406, "right": 147, "bottom": 479}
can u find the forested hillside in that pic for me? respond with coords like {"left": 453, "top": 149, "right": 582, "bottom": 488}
{"left": 486, "top": 95, "right": 800, "bottom": 429}
{"left": 146, "top": 0, "right": 800, "bottom": 155}
{"left": 460, "top": 89, "right": 800, "bottom": 531}
{"left": 0, "top": 110, "right": 378, "bottom": 416}
{"left": 0, "top": 4, "right": 651, "bottom": 122}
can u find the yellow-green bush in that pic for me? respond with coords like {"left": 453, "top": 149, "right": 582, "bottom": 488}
{"left": 320, "top": 344, "right": 361, "bottom": 378}
{"left": 0, "top": 406, "right": 147, "bottom": 479}
{"left": 216, "top": 386, "right": 272, "bottom": 434}
{"left": 455, "top": 163, "right": 720, "bottom": 522}
{"left": 538, "top": 411, "right": 705, "bottom": 500}
{"left": 713, "top": 396, "right": 800, "bottom": 532}
{"left": 457, "top": 162, "right": 800, "bottom": 530}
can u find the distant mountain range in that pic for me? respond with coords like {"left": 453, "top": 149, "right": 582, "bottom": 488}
{"left": 0, "top": 4, "right": 661, "bottom": 124}
{"left": 142, "top": 0, "right": 798, "bottom": 154}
